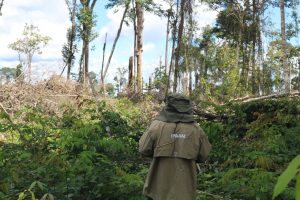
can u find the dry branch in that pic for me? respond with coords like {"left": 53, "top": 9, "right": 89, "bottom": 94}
{"left": 0, "top": 102, "right": 12, "bottom": 123}
{"left": 0, "top": 77, "right": 82, "bottom": 116}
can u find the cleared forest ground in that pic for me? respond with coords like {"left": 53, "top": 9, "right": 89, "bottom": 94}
{"left": 0, "top": 79, "right": 300, "bottom": 199}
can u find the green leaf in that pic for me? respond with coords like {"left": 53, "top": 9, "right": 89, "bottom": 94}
{"left": 296, "top": 173, "right": 300, "bottom": 200}
{"left": 18, "top": 192, "right": 26, "bottom": 200}
{"left": 36, "top": 181, "right": 45, "bottom": 191}
{"left": 29, "top": 190, "right": 36, "bottom": 200}
{"left": 29, "top": 181, "right": 37, "bottom": 190}
{"left": 273, "top": 155, "right": 300, "bottom": 199}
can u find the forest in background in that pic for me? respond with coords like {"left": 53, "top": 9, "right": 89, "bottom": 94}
{"left": 1, "top": 0, "right": 300, "bottom": 199}
{"left": 0, "top": 0, "right": 300, "bottom": 98}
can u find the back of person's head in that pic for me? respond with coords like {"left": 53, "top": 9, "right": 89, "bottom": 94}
{"left": 164, "top": 93, "right": 193, "bottom": 114}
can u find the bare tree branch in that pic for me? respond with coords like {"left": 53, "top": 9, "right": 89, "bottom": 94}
{"left": 91, "top": 0, "right": 97, "bottom": 10}
{"left": 0, "top": 102, "right": 12, "bottom": 123}
{"left": 0, "top": 0, "right": 4, "bottom": 15}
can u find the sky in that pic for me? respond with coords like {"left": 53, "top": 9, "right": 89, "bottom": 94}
{"left": 0, "top": 0, "right": 218, "bottom": 83}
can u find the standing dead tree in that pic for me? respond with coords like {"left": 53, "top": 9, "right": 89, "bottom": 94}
{"left": 100, "top": 2, "right": 129, "bottom": 94}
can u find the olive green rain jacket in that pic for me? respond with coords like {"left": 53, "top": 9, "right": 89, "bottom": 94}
{"left": 139, "top": 94, "right": 211, "bottom": 200}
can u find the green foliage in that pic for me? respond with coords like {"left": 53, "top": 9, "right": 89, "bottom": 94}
{"left": 76, "top": 4, "right": 98, "bottom": 42}
{"left": 8, "top": 23, "right": 51, "bottom": 56}
{"left": 1, "top": 96, "right": 299, "bottom": 199}
{"left": 152, "top": 66, "right": 168, "bottom": 91}
{"left": 218, "top": 168, "right": 275, "bottom": 199}
{"left": 273, "top": 155, "right": 300, "bottom": 200}
{"left": 0, "top": 98, "right": 147, "bottom": 199}
{"left": 197, "top": 98, "right": 300, "bottom": 199}
{"left": 114, "top": 67, "right": 127, "bottom": 92}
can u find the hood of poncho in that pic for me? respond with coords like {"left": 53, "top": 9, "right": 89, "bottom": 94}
{"left": 156, "top": 93, "right": 195, "bottom": 123}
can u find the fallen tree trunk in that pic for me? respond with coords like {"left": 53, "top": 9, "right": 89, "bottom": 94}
{"left": 231, "top": 92, "right": 300, "bottom": 103}
{"left": 193, "top": 106, "right": 229, "bottom": 121}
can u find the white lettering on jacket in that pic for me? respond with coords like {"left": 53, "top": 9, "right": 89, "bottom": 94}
{"left": 171, "top": 133, "right": 186, "bottom": 139}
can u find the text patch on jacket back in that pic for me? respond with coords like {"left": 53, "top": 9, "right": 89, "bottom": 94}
{"left": 153, "top": 122, "right": 200, "bottom": 160}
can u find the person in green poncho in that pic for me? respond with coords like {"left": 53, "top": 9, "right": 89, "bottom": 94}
{"left": 139, "top": 93, "right": 211, "bottom": 200}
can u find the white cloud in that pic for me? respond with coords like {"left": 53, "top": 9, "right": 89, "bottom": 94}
{"left": 194, "top": 3, "right": 218, "bottom": 32}
{"left": 0, "top": 0, "right": 217, "bottom": 83}
{"left": 92, "top": 2, "right": 217, "bottom": 85}
{"left": 144, "top": 42, "right": 156, "bottom": 52}
{"left": 98, "top": 7, "right": 133, "bottom": 42}
{"left": 0, "top": 0, "right": 70, "bottom": 77}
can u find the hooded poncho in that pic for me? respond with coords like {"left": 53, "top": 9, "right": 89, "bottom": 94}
{"left": 139, "top": 94, "right": 211, "bottom": 200}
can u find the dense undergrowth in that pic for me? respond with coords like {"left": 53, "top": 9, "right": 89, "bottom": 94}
{"left": 198, "top": 98, "right": 300, "bottom": 200}
{"left": 0, "top": 95, "right": 300, "bottom": 199}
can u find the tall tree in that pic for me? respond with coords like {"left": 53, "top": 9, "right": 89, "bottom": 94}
{"left": 77, "top": 0, "right": 98, "bottom": 83}
{"left": 166, "top": 0, "right": 179, "bottom": 96}
{"left": 173, "top": 0, "right": 187, "bottom": 93}
{"left": 8, "top": 24, "right": 51, "bottom": 82}
{"left": 164, "top": 5, "right": 173, "bottom": 74}
{"left": 131, "top": 0, "right": 138, "bottom": 93}
{"left": 280, "top": 0, "right": 290, "bottom": 93}
{"left": 135, "top": 0, "right": 144, "bottom": 94}
{"left": 62, "top": 0, "right": 77, "bottom": 80}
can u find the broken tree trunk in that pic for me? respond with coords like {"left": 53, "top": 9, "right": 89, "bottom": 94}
{"left": 102, "top": 3, "right": 129, "bottom": 91}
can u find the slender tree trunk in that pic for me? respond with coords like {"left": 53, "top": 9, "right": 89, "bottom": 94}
{"left": 78, "top": 46, "right": 84, "bottom": 82}
{"left": 28, "top": 54, "right": 32, "bottom": 82}
{"left": 84, "top": 41, "right": 89, "bottom": 84}
{"left": 165, "top": 9, "right": 171, "bottom": 74}
{"left": 236, "top": 26, "right": 242, "bottom": 70}
{"left": 251, "top": 0, "right": 257, "bottom": 95}
{"left": 66, "top": 0, "right": 77, "bottom": 80}
{"left": 280, "top": 0, "right": 290, "bottom": 93}
{"left": 186, "top": 1, "right": 193, "bottom": 96}
{"left": 166, "top": 35, "right": 176, "bottom": 97}
{"left": 194, "top": 59, "right": 199, "bottom": 88}
{"left": 188, "top": 69, "right": 192, "bottom": 95}
{"left": 79, "top": 0, "right": 97, "bottom": 84}
{"left": 165, "top": 8, "right": 178, "bottom": 97}
{"left": 173, "top": 0, "right": 185, "bottom": 93}
{"left": 100, "top": 33, "right": 107, "bottom": 94}
{"left": 257, "top": 6, "right": 263, "bottom": 95}
{"left": 298, "top": 57, "right": 300, "bottom": 91}
{"left": 102, "top": 4, "right": 129, "bottom": 85}
{"left": 128, "top": 56, "right": 134, "bottom": 89}
{"left": 202, "top": 48, "right": 208, "bottom": 95}
{"left": 136, "top": 0, "right": 144, "bottom": 95}
{"left": 148, "top": 77, "right": 152, "bottom": 93}
{"left": 132, "top": 0, "right": 137, "bottom": 93}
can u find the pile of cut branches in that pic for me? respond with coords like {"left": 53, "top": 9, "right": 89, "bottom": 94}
{"left": 0, "top": 76, "right": 82, "bottom": 116}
